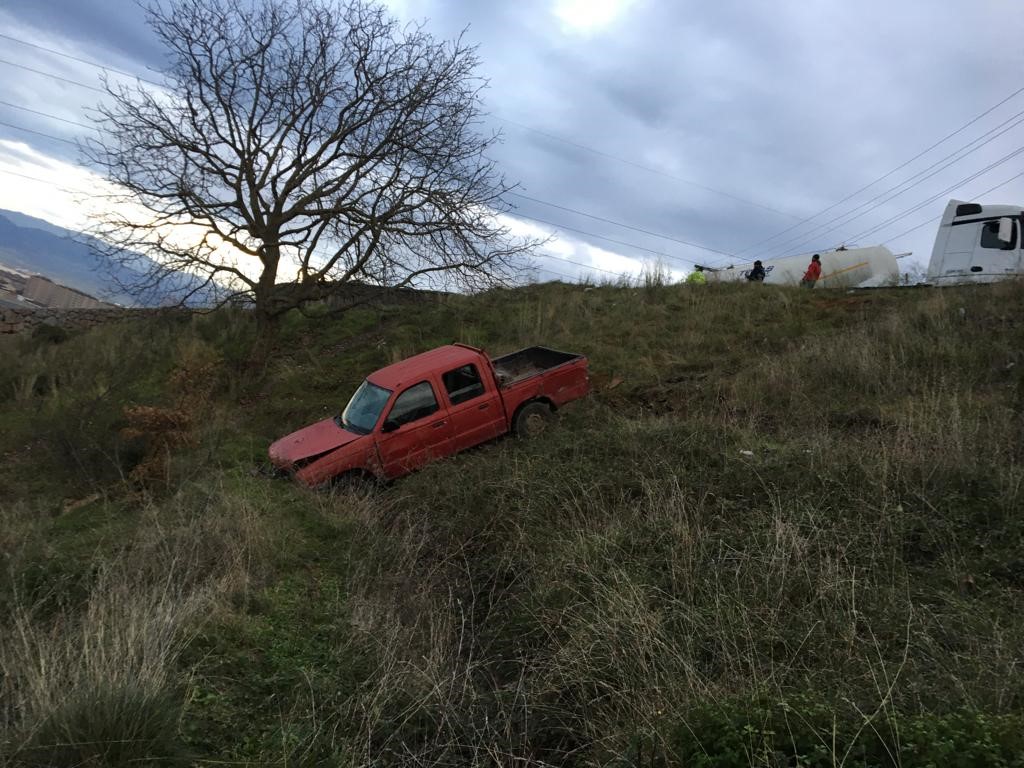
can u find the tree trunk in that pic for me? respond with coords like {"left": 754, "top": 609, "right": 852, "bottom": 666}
{"left": 252, "top": 248, "right": 281, "bottom": 361}
{"left": 250, "top": 313, "right": 279, "bottom": 367}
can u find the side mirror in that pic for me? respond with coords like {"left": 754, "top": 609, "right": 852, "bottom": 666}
{"left": 998, "top": 217, "right": 1014, "bottom": 245}
{"left": 381, "top": 419, "right": 399, "bottom": 433}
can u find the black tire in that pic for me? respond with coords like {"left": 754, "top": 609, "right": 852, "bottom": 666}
{"left": 513, "top": 401, "right": 555, "bottom": 439}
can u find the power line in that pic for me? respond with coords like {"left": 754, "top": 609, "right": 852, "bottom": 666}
{"left": 843, "top": 148, "right": 1024, "bottom": 244}
{"left": 509, "top": 191, "right": 736, "bottom": 260}
{"left": 517, "top": 212, "right": 702, "bottom": 266}
{"left": 515, "top": 211, "right": 724, "bottom": 268}
{"left": 7, "top": 120, "right": 735, "bottom": 270}
{"left": 537, "top": 250, "right": 625, "bottom": 277}
{"left": 0, "top": 168, "right": 60, "bottom": 185}
{"left": 733, "top": 82, "right": 1024, "bottom": 255}
{"left": 0, "top": 111, "right": 709, "bottom": 273}
{"left": 0, "top": 167, "right": 88, "bottom": 194}
{"left": 839, "top": 145, "right": 1024, "bottom": 245}
{"left": 0, "top": 32, "right": 163, "bottom": 88}
{"left": 0, "top": 36, "right": 769, "bottom": 268}
{"left": 883, "top": 170, "right": 1024, "bottom": 244}
{"left": 0, "top": 30, "right": 800, "bottom": 229}
{"left": 762, "top": 107, "right": 1024, "bottom": 257}
{"left": 765, "top": 107, "right": 1024, "bottom": 255}
{"left": 495, "top": 114, "right": 801, "bottom": 221}
{"left": 533, "top": 261, "right": 604, "bottom": 282}
{"left": 0, "top": 100, "right": 93, "bottom": 130}
{"left": 0, "top": 120, "right": 77, "bottom": 145}
{"left": 0, "top": 58, "right": 106, "bottom": 93}
{"left": 0, "top": 169, "right": 615, "bottom": 285}
{"left": 0, "top": 170, "right": 641, "bottom": 285}
{"left": 531, "top": 265, "right": 582, "bottom": 283}
{"left": 881, "top": 214, "right": 943, "bottom": 245}
{"left": 847, "top": 145, "right": 1024, "bottom": 243}
{"left": 0, "top": 166, "right": 632, "bottom": 281}
{"left": 0, "top": 132, "right": 709, "bottom": 273}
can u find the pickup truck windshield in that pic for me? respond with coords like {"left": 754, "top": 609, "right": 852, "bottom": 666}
{"left": 340, "top": 380, "right": 392, "bottom": 435}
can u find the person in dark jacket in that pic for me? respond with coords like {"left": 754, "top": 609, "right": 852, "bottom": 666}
{"left": 746, "top": 260, "right": 766, "bottom": 282}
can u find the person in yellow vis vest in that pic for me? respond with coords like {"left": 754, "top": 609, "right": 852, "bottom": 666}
{"left": 686, "top": 265, "right": 707, "bottom": 285}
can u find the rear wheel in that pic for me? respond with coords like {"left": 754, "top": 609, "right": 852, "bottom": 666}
{"left": 514, "top": 401, "right": 555, "bottom": 439}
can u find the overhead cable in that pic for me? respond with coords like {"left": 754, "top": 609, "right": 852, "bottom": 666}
{"left": 734, "top": 82, "right": 1024, "bottom": 255}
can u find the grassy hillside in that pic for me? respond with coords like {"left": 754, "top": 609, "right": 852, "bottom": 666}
{"left": 2, "top": 279, "right": 1023, "bottom": 766}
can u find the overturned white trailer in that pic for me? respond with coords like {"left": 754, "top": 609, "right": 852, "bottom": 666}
{"left": 703, "top": 245, "right": 899, "bottom": 289}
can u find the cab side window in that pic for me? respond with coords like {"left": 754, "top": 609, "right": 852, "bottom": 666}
{"left": 388, "top": 381, "right": 439, "bottom": 426}
{"left": 442, "top": 364, "right": 485, "bottom": 405}
{"left": 980, "top": 220, "right": 1017, "bottom": 250}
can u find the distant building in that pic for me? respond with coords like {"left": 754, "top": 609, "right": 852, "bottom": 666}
{"left": 22, "top": 275, "right": 112, "bottom": 309}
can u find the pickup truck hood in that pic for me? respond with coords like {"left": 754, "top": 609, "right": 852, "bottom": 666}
{"left": 269, "top": 418, "right": 364, "bottom": 466}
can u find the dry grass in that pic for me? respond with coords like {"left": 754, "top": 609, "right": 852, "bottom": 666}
{"left": 2, "top": 280, "right": 1024, "bottom": 765}
{"left": 0, "top": 481, "right": 273, "bottom": 766}
{"left": 2, "top": 565, "right": 204, "bottom": 766}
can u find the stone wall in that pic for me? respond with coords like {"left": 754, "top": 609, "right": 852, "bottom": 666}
{"left": 0, "top": 286, "right": 446, "bottom": 335}
{"left": 0, "top": 305, "right": 177, "bottom": 335}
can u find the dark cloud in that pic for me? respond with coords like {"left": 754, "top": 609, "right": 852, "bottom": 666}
{"left": 1, "top": 0, "right": 1022, "bottom": 276}
{"left": 1, "top": 0, "right": 160, "bottom": 68}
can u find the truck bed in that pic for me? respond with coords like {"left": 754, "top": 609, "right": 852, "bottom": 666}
{"left": 492, "top": 346, "right": 582, "bottom": 387}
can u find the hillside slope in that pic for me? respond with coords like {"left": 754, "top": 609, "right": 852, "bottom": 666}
{"left": 1, "top": 280, "right": 1023, "bottom": 766}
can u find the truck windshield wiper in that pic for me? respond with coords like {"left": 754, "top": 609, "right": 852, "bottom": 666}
{"left": 336, "top": 414, "right": 369, "bottom": 435}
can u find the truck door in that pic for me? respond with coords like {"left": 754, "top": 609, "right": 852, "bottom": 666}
{"left": 375, "top": 380, "right": 452, "bottom": 477}
{"left": 972, "top": 218, "right": 1023, "bottom": 279}
{"left": 440, "top": 362, "right": 504, "bottom": 452}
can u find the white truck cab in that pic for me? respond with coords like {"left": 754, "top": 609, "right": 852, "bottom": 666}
{"left": 927, "top": 199, "right": 1024, "bottom": 284}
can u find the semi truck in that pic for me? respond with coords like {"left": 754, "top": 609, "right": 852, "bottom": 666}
{"left": 926, "top": 199, "right": 1024, "bottom": 284}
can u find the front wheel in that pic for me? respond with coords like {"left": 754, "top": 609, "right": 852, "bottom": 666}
{"left": 513, "top": 402, "right": 555, "bottom": 439}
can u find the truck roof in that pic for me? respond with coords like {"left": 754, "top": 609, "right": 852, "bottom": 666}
{"left": 367, "top": 344, "right": 483, "bottom": 390}
{"left": 942, "top": 199, "right": 1024, "bottom": 224}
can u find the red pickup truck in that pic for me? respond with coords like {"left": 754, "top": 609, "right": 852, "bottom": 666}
{"left": 268, "top": 344, "right": 590, "bottom": 486}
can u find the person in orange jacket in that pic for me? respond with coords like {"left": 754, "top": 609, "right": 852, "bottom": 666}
{"left": 801, "top": 254, "right": 821, "bottom": 288}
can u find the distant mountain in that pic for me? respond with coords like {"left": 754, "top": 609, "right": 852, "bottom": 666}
{"left": 0, "top": 209, "right": 72, "bottom": 238}
{"left": 0, "top": 210, "right": 214, "bottom": 307}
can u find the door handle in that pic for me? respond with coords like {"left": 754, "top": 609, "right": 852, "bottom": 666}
{"left": 478, "top": 403, "right": 490, "bottom": 410}
{"left": 431, "top": 420, "right": 447, "bottom": 428}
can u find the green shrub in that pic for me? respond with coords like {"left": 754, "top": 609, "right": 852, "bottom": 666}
{"left": 663, "top": 699, "right": 1024, "bottom": 768}
{"left": 30, "top": 323, "right": 70, "bottom": 345}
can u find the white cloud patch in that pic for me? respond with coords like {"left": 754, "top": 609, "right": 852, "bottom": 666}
{"left": 0, "top": 140, "right": 107, "bottom": 230}
{"left": 552, "top": 0, "right": 642, "bottom": 35}
{"left": 0, "top": 140, "right": 262, "bottom": 287}
{"left": 499, "top": 211, "right": 687, "bottom": 283}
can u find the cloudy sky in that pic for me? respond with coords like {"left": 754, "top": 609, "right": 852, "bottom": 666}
{"left": 0, "top": 0, "right": 1022, "bottom": 283}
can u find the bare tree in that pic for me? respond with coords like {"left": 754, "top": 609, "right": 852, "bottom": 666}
{"left": 84, "top": 0, "right": 537, "bottom": 331}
